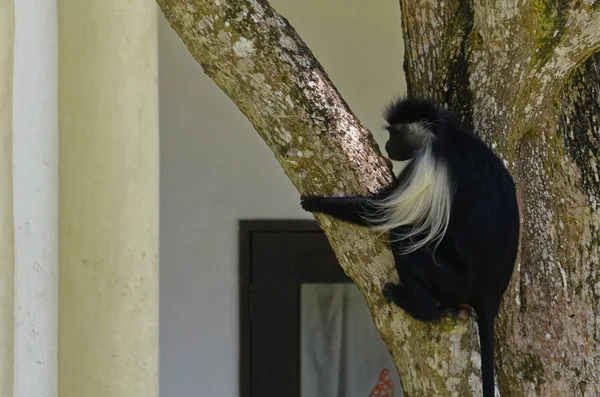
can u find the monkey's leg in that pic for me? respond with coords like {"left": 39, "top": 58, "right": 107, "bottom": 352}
{"left": 381, "top": 282, "right": 440, "bottom": 321}
{"left": 383, "top": 248, "right": 443, "bottom": 322}
{"left": 382, "top": 282, "right": 442, "bottom": 322}
{"left": 384, "top": 244, "right": 473, "bottom": 322}
{"left": 426, "top": 263, "right": 474, "bottom": 321}
{"left": 300, "top": 195, "right": 382, "bottom": 226}
{"left": 425, "top": 258, "right": 471, "bottom": 304}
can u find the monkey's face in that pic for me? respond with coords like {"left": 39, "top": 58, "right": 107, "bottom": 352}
{"left": 384, "top": 122, "right": 432, "bottom": 161}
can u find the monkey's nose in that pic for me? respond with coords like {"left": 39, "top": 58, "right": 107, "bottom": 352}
{"left": 385, "top": 142, "right": 392, "bottom": 152}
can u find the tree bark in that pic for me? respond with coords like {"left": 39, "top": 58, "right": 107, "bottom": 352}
{"left": 399, "top": 1, "right": 600, "bottom": 395}
{"left": 157, "top": 0, "right": 600, "bottom": 395}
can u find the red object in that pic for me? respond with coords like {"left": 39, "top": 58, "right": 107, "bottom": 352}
{"left": 369, "top": 369, "right": 393, "bottom": 397}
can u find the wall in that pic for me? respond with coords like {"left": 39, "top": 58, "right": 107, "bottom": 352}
{"left": 12, "top": 0, "right": 59, "bottom": 395}
{"left": 0, "top": 0, "right": 14, "bottom": 393}
{"left": 158, "top": 1, "right": 406, "bottom": 395}
{"left": 58, "top": 0, "right": 159, "bottom": 395}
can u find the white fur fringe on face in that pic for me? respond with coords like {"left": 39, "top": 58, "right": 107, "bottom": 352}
{"left": 367, "top": 142, "right": 453, "bottom": 253}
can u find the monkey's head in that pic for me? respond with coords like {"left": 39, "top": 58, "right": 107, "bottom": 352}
{"left": 382, "top": 97, "right": 445, "bottom": 161}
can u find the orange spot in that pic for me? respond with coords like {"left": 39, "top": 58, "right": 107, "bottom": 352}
{"left": 369, "top": 369, "right": 393, "bottom": 397}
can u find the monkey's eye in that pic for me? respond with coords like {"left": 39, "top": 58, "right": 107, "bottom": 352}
{"left": 386, "top": 124, "right": 405, "bottom": 136}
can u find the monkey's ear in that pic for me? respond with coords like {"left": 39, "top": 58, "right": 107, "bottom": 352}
{"left": 387, "top": 123, "right": 431, "bottom": 141}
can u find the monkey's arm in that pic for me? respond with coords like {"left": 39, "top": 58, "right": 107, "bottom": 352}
{"left": 300, "top": 195, "right": 383, "bottom": 226}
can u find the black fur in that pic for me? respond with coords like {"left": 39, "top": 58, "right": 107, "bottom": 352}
{"left": 300, "top": 97, "right": 520, "bottom": 397}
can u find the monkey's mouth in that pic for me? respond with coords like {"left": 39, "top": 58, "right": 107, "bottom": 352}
{"left": 384, "top": 157, "right": 394, "bottom": 169}
{"left": 386, "top": 153, "right": 405, "bottom": 162}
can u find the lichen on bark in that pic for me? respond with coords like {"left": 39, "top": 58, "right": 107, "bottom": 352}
{"left": 158, "top": 0, "right": 600, "bottom": 395}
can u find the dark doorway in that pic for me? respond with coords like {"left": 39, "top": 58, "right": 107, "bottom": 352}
{"left": 239, "top": 220, "right": 401, "bottom": 397}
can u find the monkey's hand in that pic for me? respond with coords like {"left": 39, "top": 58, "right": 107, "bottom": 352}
{"left": 300, "top": 195, "right": 327, "bottom": 213}
{"left": 300, "top": 195, "right": 375, "bottom": 226}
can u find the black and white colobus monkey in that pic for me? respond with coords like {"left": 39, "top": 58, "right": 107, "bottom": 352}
{"left": 300, "top": 97, "right": 520, "bottom": 397}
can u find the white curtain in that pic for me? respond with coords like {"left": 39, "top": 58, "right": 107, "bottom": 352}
{"left": 301, "top": 283, "right": 404, "bottom": 397}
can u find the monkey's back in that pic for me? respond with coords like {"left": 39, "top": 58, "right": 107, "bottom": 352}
{"left": 442, "top": 126, "right": 520, "bottom": 308}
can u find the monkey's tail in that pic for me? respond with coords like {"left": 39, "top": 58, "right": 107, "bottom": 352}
{"left": 475, "top": 306, "right": 495, "bottom": 397}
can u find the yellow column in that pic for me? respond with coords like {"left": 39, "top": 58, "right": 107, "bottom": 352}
{"left": 0, "top": 0, "right": 14, "bottom": 394}
{"left": 58, "top": 1, "right": 158, "bottom": 396}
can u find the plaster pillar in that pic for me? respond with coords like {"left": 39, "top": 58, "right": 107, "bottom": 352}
{"left": 0, "top": 0, "right": 14, "bottom": 394}
{"left": 12, "top": 0, "right": 59, "bottom": 395}
{"left": 58, "top": 0, "right": 159, "bottom": 396}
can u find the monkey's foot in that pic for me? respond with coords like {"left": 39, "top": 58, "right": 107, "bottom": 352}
{"left": 439, "top": 306, "right": 462, "bottom": 322}
{"left": 382, "top": 282, "right": 401, "bottom": 304}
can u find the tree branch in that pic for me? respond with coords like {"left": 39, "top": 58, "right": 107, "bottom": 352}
{"left": 550, "top": 6, "right": 600, "bottom": 78}
{"left": 157, "top": 0, "right": 392, "bottom": 195}
{"left": 399, "top": 0, "right": 474, "bottom": 119}
{"left": 157, "top": 0, "right": 482, "bottom": 395}
{"left": 399, "top": 0, "right": 600, "bottom": 394}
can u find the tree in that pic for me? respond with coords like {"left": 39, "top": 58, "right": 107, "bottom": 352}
{"left": 156, "top": 0, "right": 600, "bottom": 395}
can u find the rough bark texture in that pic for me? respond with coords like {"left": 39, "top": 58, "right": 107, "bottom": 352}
{"left": 400, "top": 0, "right": 600, "bottom": 395}
{"left": 157, "top": 0, "right": 600, "bottom": 395}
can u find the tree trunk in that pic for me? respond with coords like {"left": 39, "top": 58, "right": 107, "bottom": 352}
{"left": 157, "top": 0, "right": 600, "bottom": 395}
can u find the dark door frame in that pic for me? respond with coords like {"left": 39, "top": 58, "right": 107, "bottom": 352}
{"left": 239, "top": 219, "right": 351, "bottom": 397}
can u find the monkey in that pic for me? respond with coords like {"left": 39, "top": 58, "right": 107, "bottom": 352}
{"left": 300, "top": 97, "right": 520, "bottom": 397}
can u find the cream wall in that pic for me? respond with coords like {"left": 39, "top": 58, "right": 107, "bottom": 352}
{"left": 3, "top": 1, "right": 159, "bottom": 395}
{"left": 59, "top": 1, "right": 159, "bottom": 396}
{"left": 0, "top": 0, "right": 14, "bottom": 394}
{"left": 158, "top": 1, "right": 405, "bottom": 395}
